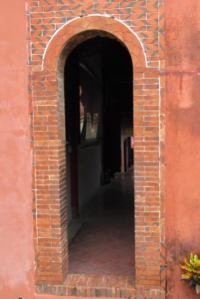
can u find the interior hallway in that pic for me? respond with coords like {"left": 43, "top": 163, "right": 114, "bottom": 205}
{"left": 68, "top": 172, "right": 135, "bottom": 276}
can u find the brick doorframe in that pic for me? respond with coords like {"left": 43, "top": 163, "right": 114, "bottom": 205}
{"left": 30, "top": 15, "right": 165, "bottom": 296}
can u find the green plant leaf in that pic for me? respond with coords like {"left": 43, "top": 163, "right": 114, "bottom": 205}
{"left": 182, "top": 272, "right": 193, "bottom": 280}
{"left": 194, "top": 260, "right": 200, "bottom": 268}
{"left": 183, "top": 256, "right": 190, "bottom": 267}
{"left": 180, "top": 263, "right": 193, "bottom": 272}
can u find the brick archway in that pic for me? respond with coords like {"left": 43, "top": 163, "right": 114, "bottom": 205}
{"left": 43, "top": 15, "right": 146, "bottom": 71}
{"left": 32, "top": 15, "right": 164, "bottom": 297}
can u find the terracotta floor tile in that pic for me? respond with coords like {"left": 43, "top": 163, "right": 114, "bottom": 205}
{"left": 69, "top": 175, "right": 135, "bottom": 276}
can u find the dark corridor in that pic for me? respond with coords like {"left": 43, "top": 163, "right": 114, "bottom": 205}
{"left": 64, "top": 35, "right": 134, "bottom": 276}
{"left": 68, "top": 174, "right": 134, "bottom": 275}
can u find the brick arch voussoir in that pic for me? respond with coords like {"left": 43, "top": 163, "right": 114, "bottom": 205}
{"left": 43, "top": 15, "right": 146, "bottom": 71}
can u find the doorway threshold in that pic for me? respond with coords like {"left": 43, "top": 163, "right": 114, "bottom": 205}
{"left": 37, "top": 274, "right": 135, "bottom": 297}
{"left": 64, "top": 274, "right": 135, "bottom": 297}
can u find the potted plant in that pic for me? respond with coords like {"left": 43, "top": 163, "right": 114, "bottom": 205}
{"left": 180, "top": 253, "right": 200, "bottom": 294}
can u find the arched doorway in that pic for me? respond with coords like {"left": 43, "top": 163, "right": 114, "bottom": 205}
{"left": 32, "top": 16, "right": 162, "bottom": 296}
{"left": 64, "top": 36, "right": 134, "bottom": 275}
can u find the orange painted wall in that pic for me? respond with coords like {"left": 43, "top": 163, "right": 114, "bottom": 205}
{"left": 165, "top": 0, "right": 200, "bottom": 298}
{"left": 0, "top": 0, "right": 35, "bottom": 298}
{"left": 0, "top": 0, "right": 199, "bottom": 298}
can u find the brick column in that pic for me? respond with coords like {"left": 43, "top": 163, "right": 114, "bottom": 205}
{"left": 32, "top": 70, "right": 68, "bottom": 286}
{"left": 134, "top": 68, "right": 161, "bottom": 289}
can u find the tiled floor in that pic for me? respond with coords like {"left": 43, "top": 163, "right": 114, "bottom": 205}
{"left": 69, "top": 173, "right": 135, "bottom": 276}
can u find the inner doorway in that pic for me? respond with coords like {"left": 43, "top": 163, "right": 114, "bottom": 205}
{"left": 64, "top": 35, "right": 134, "bottom": 276}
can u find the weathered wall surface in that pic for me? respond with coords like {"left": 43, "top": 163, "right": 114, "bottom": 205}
{"left": 165, "top": 0, "right": 200, "bottom": 298}
{"left": 0, "top": 0, "right": 35, "bottom": 299}
{"left": 0, "top": 0, "right": 163, "bottom": 294}
{"left": 0, "top": 0, "right": 199, "bottom": 298}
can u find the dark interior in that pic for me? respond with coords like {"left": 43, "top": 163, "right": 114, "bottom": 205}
{"left": 65, "top": 35, "right": 133, "bottom": 183}
{"left": 64, "top": 36, "right": 134, "bottom": 275}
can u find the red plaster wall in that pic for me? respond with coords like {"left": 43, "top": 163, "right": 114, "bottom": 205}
{"left": 165, "top": 0, "right": 200, "bottom": 298}
{"left": 0, "top": 0, "right": 200, "bottom": 298}
{"left": 0, "top": 0, "right": 35, "bottom": 298}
